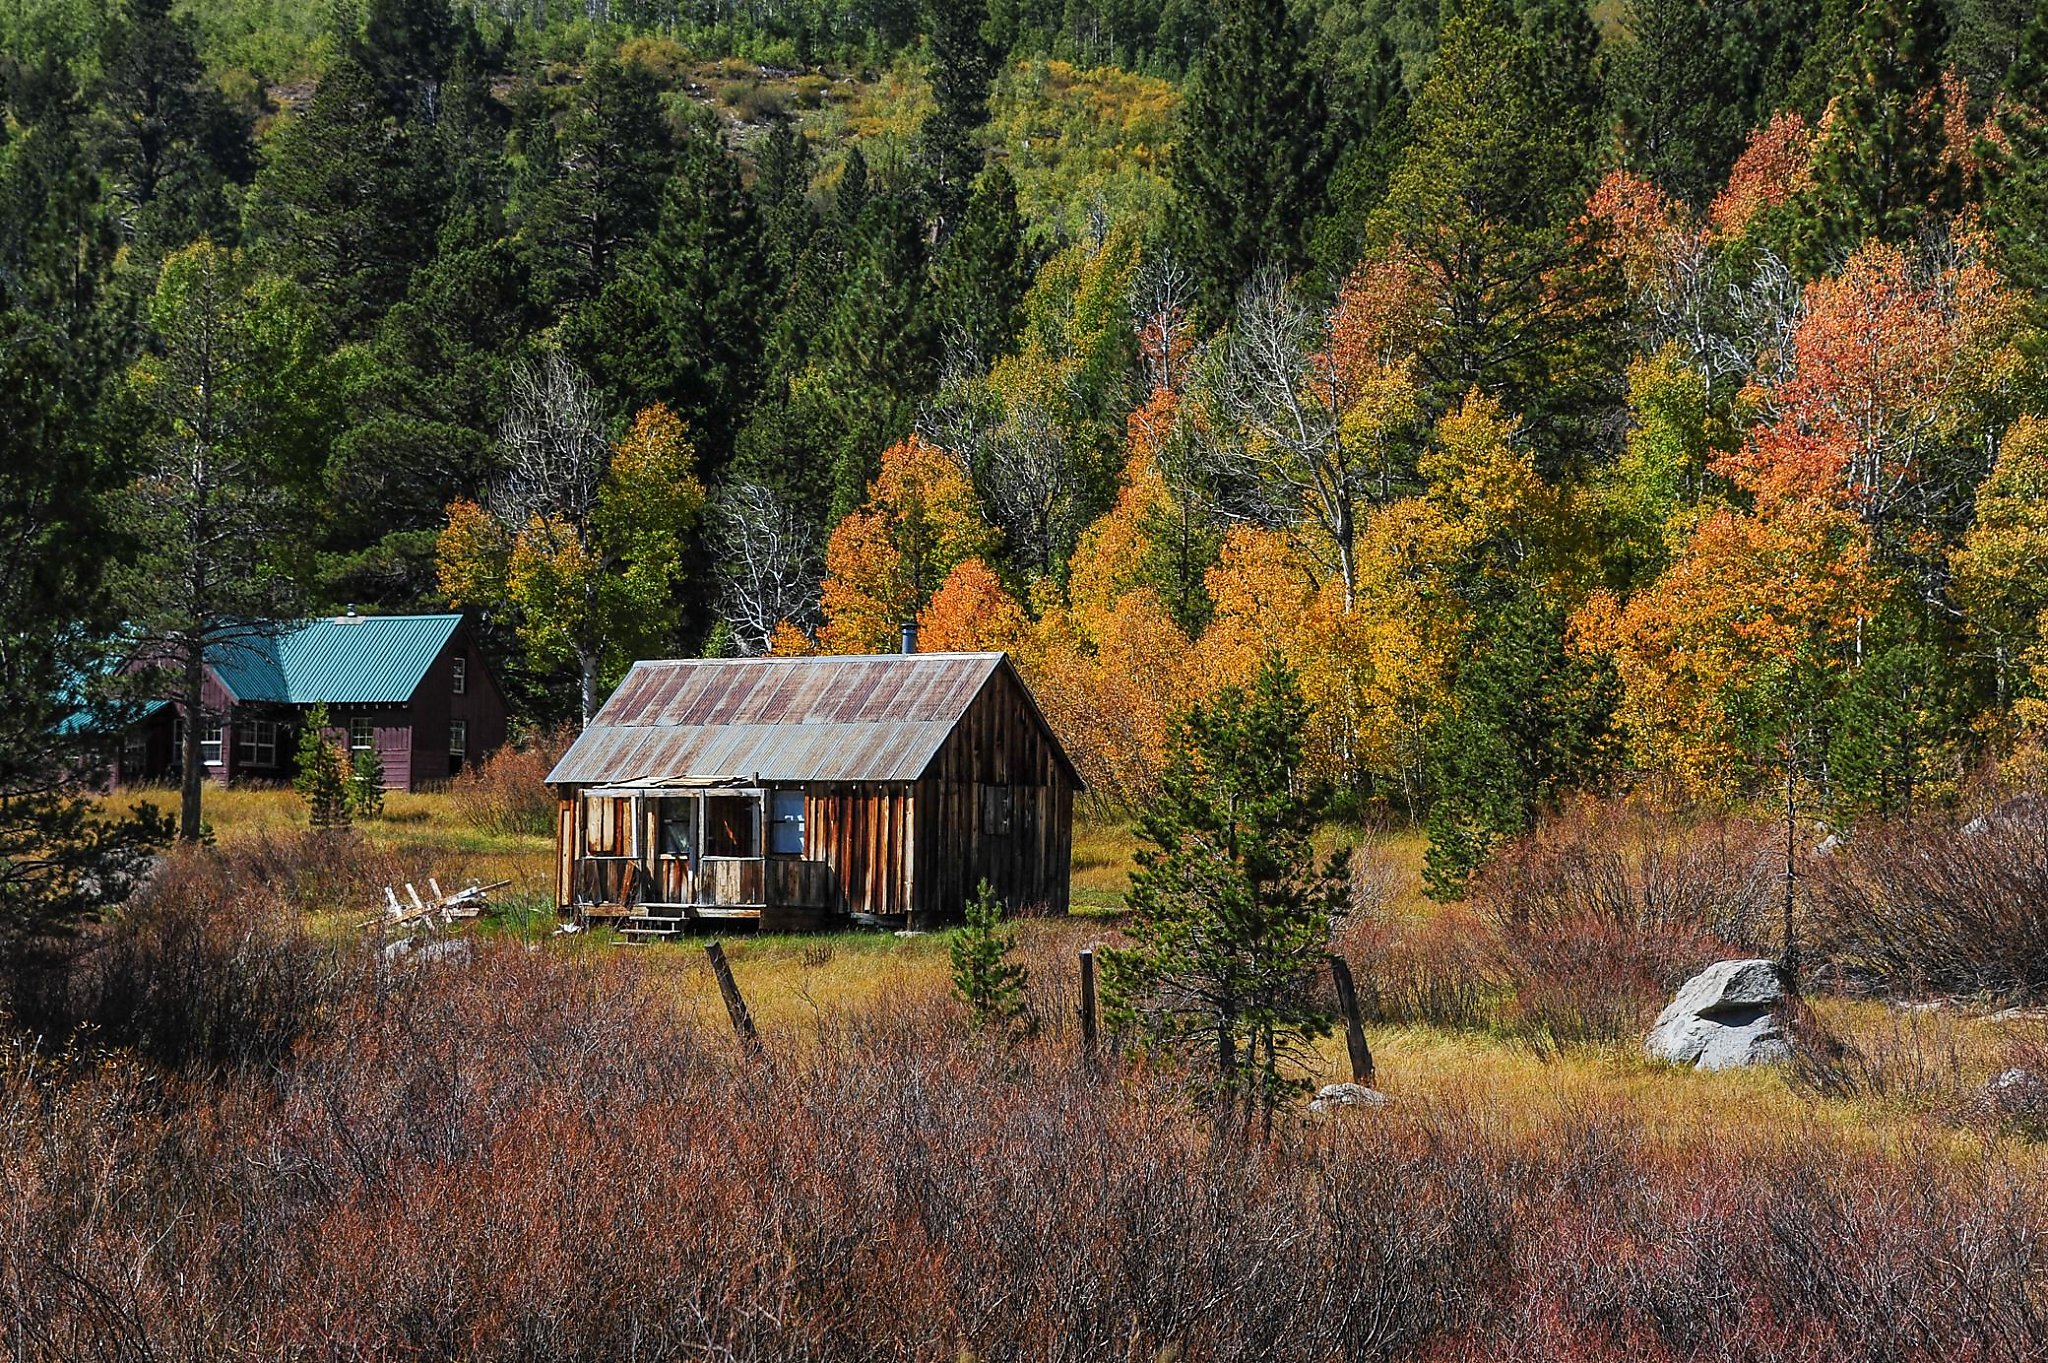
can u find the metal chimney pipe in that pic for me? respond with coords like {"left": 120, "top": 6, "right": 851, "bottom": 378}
{"left": 900, "top": 621, "right": 918, "bottom": 654}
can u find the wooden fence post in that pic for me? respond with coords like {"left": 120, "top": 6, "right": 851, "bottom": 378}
{"left": 705, "top": 941, "right": 765, "bottom": 1063}
{"left": 1327, "top": 954, "right": 1374, "bottom": 1088}
{"left": 1078, "top": 947, "right": 1099, "bottom": 1056}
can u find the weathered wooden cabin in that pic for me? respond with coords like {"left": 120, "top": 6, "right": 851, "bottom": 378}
{"left": 546, "top": 652, "right": 1081, "bottom": 934}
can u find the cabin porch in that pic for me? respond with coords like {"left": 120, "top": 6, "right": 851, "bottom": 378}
{"left": 560, "top": 783, "right": 842, "bottom": 936}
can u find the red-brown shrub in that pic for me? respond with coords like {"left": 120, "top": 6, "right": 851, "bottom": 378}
{"left": 1811, "top": 801, "right": 2048, "bottom": 999}
{"left": 449, "top": 725, "right": 575, "bottom": 837}
{"left": 1471, "top": 796, "right": 1779, "bottom": 1043}
{"left": 5, "top": 935, "right": 2048, "bottom": 1360}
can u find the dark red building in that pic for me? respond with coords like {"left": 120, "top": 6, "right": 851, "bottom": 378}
{"left": 111, "top": 613, "right": 508, "bottom": 792}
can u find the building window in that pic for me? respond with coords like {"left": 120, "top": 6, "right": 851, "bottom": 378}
{"left": 704, "top": 795, "right": 759, "bottom": 858}
{"left": 236, "top": 720, "right": 278, "bottom": 767}
{"left": 583, "top": 795, "right": 630, "bottom": 856}
{"left": 121, "top": 731, "right": 146, "bottom": 774}
{"left": 349, "top": 717, "right": 374, "bottom": 752}
{"left": 449, "top": 720, "right": 467, "bottom": 758}
{"left": 451, "top": 656, "right": 467, "bottom": 695}
{"left": 769, "top": 789, "right": 805, "bottom": 856}
{"left": 980, "top": 784, "right": 1013, "bottom": 835}
{"left": 201, "top": 717, "right": 223, "bottom": 767}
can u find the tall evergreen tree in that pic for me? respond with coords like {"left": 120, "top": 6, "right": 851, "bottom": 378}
{"left": 326, "top": 210, "right": 535, "bottom": 607}
{"left": 821, "top": 194, "right": 937, "bottom": 520}
{"left": 1366, "top": 0, "right": 1621, "bottom": 465}
{"left": 91, "top": 0, "right": 253, "bottom": 255}
{"left": 1306, "top": 25, "right": 1411, "bottom": 286}
{"left": 923, "top": 163, "right": 1031, "bottom": 367}
{"left": 246, "top": 54, "right": 443, "bottom": 337}
{"left": 1169, "top": 0, "right": 1335, "bottom": 322}
{"left": 0, "top": 57, "right": 166, "bottom": 983}
{"left": 114, "top": 244, "right": 345, "bottom": 840}
{"left": 920, "top": 0, "right": 999, "bottom": 228}
{"left": 1787, "top": 0, "right": 1960, "bottom": 277}
{"left": 569, "top": 116, "right": 770, "bottom": 472}
{"left": 1985, "top": 0, "right": 2048, "bottom": 289}
{"left": 515, "top": 51, "right": 672, "bottom": 316}
{"left": 1607, "top": 0, "right": 1752, "bottom": 208}
{"left": 353, "top": 0, "right": 458, "bottom": 123}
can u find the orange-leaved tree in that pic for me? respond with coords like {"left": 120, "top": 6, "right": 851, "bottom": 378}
{"left": 817, "top": 435, "right": 997, "bottom": 653}
{"left": 917, "top": 557, "right": 1029, "bottom": 652}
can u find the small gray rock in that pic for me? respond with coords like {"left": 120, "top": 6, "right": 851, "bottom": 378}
{"left": 1308, "top": 1083, "right": 1391, "bottom": 1114}
{"left": 1646, "top": 959, "right": 1793, "bottom": 1071}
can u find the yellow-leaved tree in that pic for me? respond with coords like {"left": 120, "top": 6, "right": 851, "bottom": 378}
{"left": 439, "top": 363, "right": 705, "bottom": 722}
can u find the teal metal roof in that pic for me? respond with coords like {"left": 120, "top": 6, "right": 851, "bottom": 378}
{"left": 211, "top": 614, "right": 463, "bottom": 705}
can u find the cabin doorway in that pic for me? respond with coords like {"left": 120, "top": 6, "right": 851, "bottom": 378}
{"left": 655, "top": 798, "right": 696, "bottom": 902}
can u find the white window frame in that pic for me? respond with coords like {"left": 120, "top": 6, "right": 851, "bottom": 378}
{"left": 451, "top": 656, "right": 467, "bottom": 695}
{"left": 448, "top": 719, "right": 468, "bottom": 758}
{"left": 769, "top": 789, "right": 805, "bottom": 856}
{"left": 200, "top": 717, "right": 223, "bottom": 767}
{"left": 349, "top": 716, "right": 375, "bottom": 753}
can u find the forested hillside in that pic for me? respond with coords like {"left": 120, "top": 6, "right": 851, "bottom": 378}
{"left": 9, "top": 0, "right": 2048, "bottom": 888}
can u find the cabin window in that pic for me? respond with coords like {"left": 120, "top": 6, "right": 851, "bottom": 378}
{"left": 583, "top": 795, "right": 630, "bottom": 856}
{"left": 349, "top": 717, "right": 375, "bottom": 753}
{"left": 451, "top": 656, "right": 467, "bottom": 695}
{"left": 236, "top": 720, "right": 278, "bottom": 767}
{"left": 980, "top": 784, "right": 1013, "bottom": 835}
{"left": 448, "top": 720, "right": 467, "bottom": 757}
{"left": 121, "top": 730, "right": 146, "bottom": 773}
{"left": 769, "top": 790, "right": 805, "bottom": 856}
{"left": 658, "top": 799, "right": 696, "bottom": 858}
{"left": 704, "top": 795, "right": 758, "bottom": 857}
{"left": 200, "top": 717, "right": 223, "bottom": 767}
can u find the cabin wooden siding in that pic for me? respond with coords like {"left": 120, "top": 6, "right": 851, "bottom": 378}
{"left": 405, "top": 630, "right": 510, "bottom": 785}
{"left": 805, "top": 782, "right": 917, "bottom": 918}
{"left": 909, "top": 664, "right": 1075, "bottom": 924}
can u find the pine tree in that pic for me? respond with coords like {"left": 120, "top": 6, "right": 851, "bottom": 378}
{"left": 1169, "top": 0, "right": 1335, "bottom": 322}
{"left": 1366, "top": 0, "right": 1622, "bottom": 463}
{"left": 1985, "top": 1, "right": 2048, "bottom": 290}
{"left": 1101, "top": 653, "right": 1345, "bottom": 1137}
{"left": 568, "top": 116, "right": 770, "bottom": 472}
{"left": 515, "top": 51, "right": 672, "bottom": 315}
{"left": 920, "top": 0, "right": 998, "bottom": 229}
{"left": 950, "top": 878, "right": 1032, "bottom": 1036}
{"left": 1606, "top": 0, "right": 1752, "bottom": 208}
{"left": 246, "top": 54, "right": 444, "bottom": 336}
{"left": 91, "top": 0, "right": 254, "bottom": 255}
{"left": 0, "top": 83, "right": 168, "bottom": 978}
{"left": 353, "top": 0, "right": 458, "bottom": 123}
{"left": 1306, "top": 28, "right": 1410, "bottom": 286}
{"left": 1787, "top": 0, "right": 1960, "bottom": 278}
{"left": 820, "top": 195, "right": 937, "bottom": 522}
{"left": 1423, "top": 590, "right": 1614, "bottom": 899}
{"left": 923, "top": 164, "right": 1030, "bottom": 367}
{"left": 294, "top": 706, "right": 352, "bottom": 829}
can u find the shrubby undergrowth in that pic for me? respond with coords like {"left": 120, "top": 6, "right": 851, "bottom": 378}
{"left": 6, "top": 831, "right": 2048, "bottom": 1361}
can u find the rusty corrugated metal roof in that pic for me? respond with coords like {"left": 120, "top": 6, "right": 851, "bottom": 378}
{"left": 547, "top": 653, "right": 1021, "bottom": 786}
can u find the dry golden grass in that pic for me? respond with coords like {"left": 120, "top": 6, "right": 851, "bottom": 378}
{"left": 96, "top": 786, "right": 2048, "bottom": 1162}
{"left": 103, "top": 783, "right": 556, "bottom": 922}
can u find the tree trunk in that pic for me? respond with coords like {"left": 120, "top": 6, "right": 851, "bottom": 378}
{"left": 579, "top": 648, "right": 601, "bottom": 727}
{"left": 1781, "top": 753, "right": 1799, "bottom": 994}
{"left": 180, "top": 644, "right": 206, "bottom": 842}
